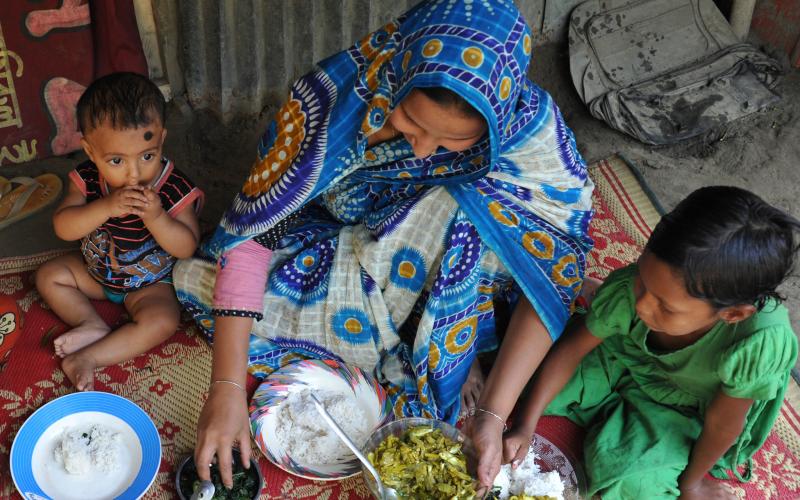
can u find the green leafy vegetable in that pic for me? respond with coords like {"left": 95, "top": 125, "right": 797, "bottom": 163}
{"left": 178, "top": 459, "right": 260, "bottom": 500}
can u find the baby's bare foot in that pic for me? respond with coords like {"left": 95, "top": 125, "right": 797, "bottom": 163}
{"left": 460, "top": 358, "right": 485, "bottom": 416}
{"left": 53, "top": 322, "right": 110, "bottom": 357}
{"left": 61, "top": 352, "right": 97, "bottom": 391}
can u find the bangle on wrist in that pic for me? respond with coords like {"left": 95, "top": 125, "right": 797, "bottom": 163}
{"left": 211, "top": 379, "right": 247, "bottom": 394}
{"left": 470, "top": 407, "right": 508, "bottom": 432}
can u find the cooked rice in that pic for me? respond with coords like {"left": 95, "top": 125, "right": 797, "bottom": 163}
{"left": 53, "top": 424, "right": 122, "bottom": 474}
{"left": 494, "top": 446, "right": 565, "bottom": 500}
{"left": 275, "top": 388, "right": 368, "bottom": 465}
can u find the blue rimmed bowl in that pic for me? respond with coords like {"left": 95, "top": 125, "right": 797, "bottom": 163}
{"left": 10, "top": 392, "right": 161, "bottom": 500}
{"left": 249, "top": 359, "right": 392, "bottom": 480}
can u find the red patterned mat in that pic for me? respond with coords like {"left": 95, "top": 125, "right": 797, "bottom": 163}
{"left": 1, "top": 155, "right": 798, "bottom": 499}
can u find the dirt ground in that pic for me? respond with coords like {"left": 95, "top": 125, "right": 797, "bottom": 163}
{"left": 2, "top": 41, "right": 799, "bottom": 369}
{"left": 532, "top": 42, "right": 800, "bottom": 360}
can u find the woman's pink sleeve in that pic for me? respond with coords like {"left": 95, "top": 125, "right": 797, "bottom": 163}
{"left": 212, "top": 240, "right": 272, "bottom": 315}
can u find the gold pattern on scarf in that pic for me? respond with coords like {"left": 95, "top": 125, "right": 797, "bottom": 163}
{"left": 244, "top": 98, "right": 307, "bottom": 197}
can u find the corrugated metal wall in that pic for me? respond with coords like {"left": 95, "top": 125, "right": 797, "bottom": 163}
{"left": 147, "top": 0, "right": 582, "bottom": 121}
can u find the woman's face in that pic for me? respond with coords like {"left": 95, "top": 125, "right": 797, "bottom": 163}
{"left": 388, "top": 89, "right": 487, "bottom": 159}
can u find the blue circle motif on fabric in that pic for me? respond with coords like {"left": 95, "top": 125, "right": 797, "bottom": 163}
{"left": 331, "top": 308, "right": 376, "bottom": 345}
{"left": 363, "top": 95, "right": 391, "bottom": 136}
{"left": 372, "top": 31, "right": 388, "bottom": 46}
{"left": 367, "top": 105, "right": 386, "bottom": 129}
{"left": 444, "top": 315, "right": 477, "bottom": 355}
{"left": 271, "top": 240, "right": 335, "bottom": 304}
{"left": 390, "top": 247, "right": 427, "bottom": 292}
{"left": 432, "top": 222, "right": 481, "bottom": 297}
{"left": 552, "top": 254, "right": 581, "bottom": 290}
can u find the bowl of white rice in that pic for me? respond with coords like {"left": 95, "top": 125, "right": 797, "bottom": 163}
{"left": 249, "top": 359, "right": 393, "bottom": 480}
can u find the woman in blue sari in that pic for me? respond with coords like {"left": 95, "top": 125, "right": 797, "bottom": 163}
{"left": 175, "top": 0, "right": 594, "bottom": 489}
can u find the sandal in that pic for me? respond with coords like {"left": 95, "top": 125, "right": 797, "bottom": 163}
{"left": 0, "top": 174, "right": 63, "bottom": 231}
{"left": 0, "top": 176, "right": 11, "bottom": 197}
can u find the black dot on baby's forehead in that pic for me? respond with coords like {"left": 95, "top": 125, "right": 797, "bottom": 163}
{"left": 144, "top": 131, "right": 153, "bottom": 141}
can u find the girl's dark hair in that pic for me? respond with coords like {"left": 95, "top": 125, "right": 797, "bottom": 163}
{"left": 646, "top": 186, "right": 800, "bottom": 310}
{"left": 418, "top": 86, "right": 483, "bottom": 121}
{"left": 76, "top": 72, "right": 166, "bottom": 133}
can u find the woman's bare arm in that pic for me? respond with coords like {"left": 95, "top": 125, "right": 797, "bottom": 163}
{"left": 470, "top": 296, "right": 552, "bottom": 487}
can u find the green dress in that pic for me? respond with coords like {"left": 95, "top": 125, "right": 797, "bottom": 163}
{"left": 544, "top": 264, "right": 798, "bottom": 499}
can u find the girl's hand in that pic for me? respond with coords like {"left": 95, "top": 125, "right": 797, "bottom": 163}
{"left": 194, "top": 384, "right": 252, "bottom": 489}
{"left": 105, "top": 185, "right": 149, "bottom": 218}
{"left": 678, "top": 477, "right": 736, "bottom": 500}
{"left": 140, "top": 187, "right": 165, "bottom": 223}
{"left": 465, "top": 412, "right": 505, "bottom": 491}
{"left": 502, "top": 426, "right": 535, "bottom": 467}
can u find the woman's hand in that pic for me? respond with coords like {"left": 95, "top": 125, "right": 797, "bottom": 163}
{"left": 194, "top": 384, "right": 252, "bottom": 489}
{"left": 502, "top": 425, "right": 535, "bottom": 467}
{"left": 678, "top": 477, "right": 736, "bottom": 500}
{"left": 465, "top": 412, "right": 505, "bottom": 491}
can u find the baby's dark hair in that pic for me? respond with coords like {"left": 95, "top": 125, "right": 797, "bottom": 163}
{"left": 647, "top": 186, "right": 800, "bottom": 310}
{"left": 418, "top": 86, "right": 484, "bottom": 121}
{"left": 76, "top": 72, "right": 165, "bottom": 134}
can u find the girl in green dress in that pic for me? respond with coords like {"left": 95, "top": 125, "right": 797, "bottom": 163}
{"left": 502, "top": 186, "right": 800, "bottom": 499}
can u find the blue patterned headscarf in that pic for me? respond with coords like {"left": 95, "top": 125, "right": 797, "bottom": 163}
{"left": 206, "top": 0, "right": 593, "bottom": 337}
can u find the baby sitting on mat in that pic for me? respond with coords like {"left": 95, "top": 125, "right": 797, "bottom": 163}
{"left": 36, "top": 72, "right": 203, "bottom": 391}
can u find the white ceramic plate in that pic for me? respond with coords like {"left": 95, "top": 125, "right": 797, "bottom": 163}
{"left": 249, "top": 359, "right": 392, "bottom": 480}
{"left": 10, "top": 392, "right": 161, "bottom": 500}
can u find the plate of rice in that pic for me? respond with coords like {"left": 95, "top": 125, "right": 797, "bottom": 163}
{"left": 489, "top": 434, "right": 586, "bottom": 500}
{"left": 249, "top": 359, "right": 393, "bottom": 480}
{"left": 10, "top": 392, "right": 161, "bottom": 500}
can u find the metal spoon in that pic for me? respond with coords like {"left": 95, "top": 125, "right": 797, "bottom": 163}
{"left": 190, "top": 479, "right": 215, "bottom": 500}
{"left": 309, "top": 393, "right": 400, "bottom": 500}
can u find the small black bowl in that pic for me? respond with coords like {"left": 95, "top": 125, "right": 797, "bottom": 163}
{"left": 175, "top": 450, "right": 263, "bottom": 500}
